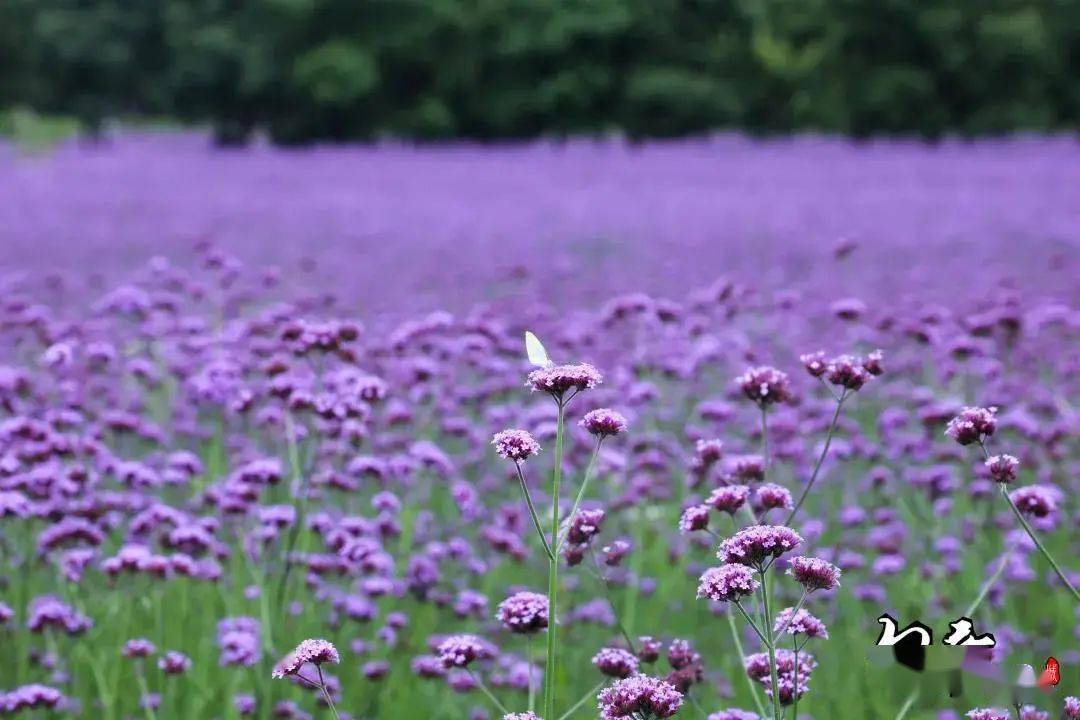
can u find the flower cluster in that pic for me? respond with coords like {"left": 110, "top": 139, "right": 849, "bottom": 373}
{"left": 597, "top": 674, "right": 684, "bottom": 719}
{"left": 492, "top": 429, "right": 542, "bottom": 462}
{"left": 496, "top": 592, "right": 549, "bottom": 634}
{"left": 717, "top": 526, "right": 803, "bottom": 568}
{"left": 736, "top": 366, "right": 793, "bottom": 407}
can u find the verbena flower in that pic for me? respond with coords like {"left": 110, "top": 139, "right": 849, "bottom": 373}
{"left": 158, "top": 651, "right": 192, "bottom": 675}
{"left": 786, "top": 556, "right": 842, "bottom": 591}
{"left": 1064, "top": 697, "right": 1080, "bottom": 720}
{"left": 123, "top": 638, "right": 156, "bottom": 659}
{"left": 773, "top": 607, "right": 828, "bottom": 638}
{"left": 707, "top": 485, "right": 750, "bottom": 514}
{"left": 984, "top": 454, "right": 1019, "bottom": 484}
{"left": 697, "top": 564, "right": 760, "bottom": 603}
{"left": 944, "top": 407, "right": 998, "bottom": 446}
{"left": 491, "top": 429, "right": 541, "bottom": 462}
{"left": 825, "top": 354, "right": 870, "bottom": 390}
{"left": 580, "top": 408, "right": 628, "bottom": 437}
{"left": 437, "top": 634, "right": 494, "bottom": 668}
{"left": 504, "top": 714, "right": 542, "bottom": 720}
{"left": 754, "top": 483, "right": 792, "bottom": 512}
{"left": 718, "top": 525, "right": 803, "bottom": 568}
{"left": 736, "top": 366, "right": 792, "bottom": 407}
{"left": 566, "top": 508, "right": 605, "bottom": 545}
{"left": 1009, "top": 485, "right": 1061, "bottom": 518}
{"left": 496, "top": 592, "right": 549, "bottom": 634}
{"left": 965, "top": 710, "right": 1009, "bottom": 720}
{"left": 598, "top": 674, "right": 683, "bottom": 719}
{"left": 592, "top": 647, "right": 640, "bottom": 678}
{"left": 799, "top": 351, "right": 827, "bottom": 378}
{"left": 271, "top": 638, "right": 340, "bottom": 678}
{"left": 678, "top": 505, "right": 710, "bottom": 533}
{"left": 527, "top": 363, "right": 602, "bottom": 399}
{"left": 708, "top": 711, "right": 761, "bottom": 720}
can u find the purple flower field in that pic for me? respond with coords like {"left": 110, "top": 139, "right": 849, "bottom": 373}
{"left": 0, "top": 133, "right": 1077, "bottom": 720}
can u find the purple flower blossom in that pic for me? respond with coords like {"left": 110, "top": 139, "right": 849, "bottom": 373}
{"left": 496, "top": 592, "right": 549, "bottom": 634}
{"left": 1009, "top": 485, "right": 1062, "bottom": 518}
{"left": 773, "top": 607, "right": 829, "bottom": 638}
{"left": 984, "top": 454, "right": 1019, "bottom": 484}
{"left": 945, "top": 407, "right": 998, "bottom": 446}
{"left": 527, "top": 363, "right": 602, "bottom": 399}
{"left": 965, "top": 710, "right": 1009, "bottom": 720}
{"left": 123, "top": 638, "right": 157, "bottom": 659}
{"left": 491, "top": 429, "right": 541, "bottom": 462}
{"left": 598, "top": 674, "right": 684, "bottom": 719}
{"left": 272, "top": 639, "right": 340, "bottom": 678}
{"left": 158, "top": 651, "right": 192, "bottom": 675}
{"left": 437, "top": 635, "right": 494, "bottom": 668}
{"left": 697, "top": 564, "right": 760, "bottom": 603}
{"left": 592, "top": 647, "right": 640, "bottom": 678}
{"left": 718, "top": 526, "right": 803, "bottom": 568}
{"left": 708, "top": 711, "right": 761, "bottom": 720}
{"left": 678, "top": 505, "right": 710, "bottom": 533}
{"left": 707, "top": 485, "right": 750, "bottom": 514}
{"left": 786, "top": 556, "right": 842, "bottom": 591}
{"left": 736, "top": 366, "right": 793, "bottom": 407}
{"left": 580, "top": 408, "right": 628, "bottom": 437}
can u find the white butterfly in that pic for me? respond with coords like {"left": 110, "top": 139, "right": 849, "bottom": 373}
{"left": 524, "top": 331, "right": 554, "bottom": 368}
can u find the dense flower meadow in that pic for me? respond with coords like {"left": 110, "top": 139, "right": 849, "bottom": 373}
{"left": 0, "top": 135, "right": 1077, "bottom": 720}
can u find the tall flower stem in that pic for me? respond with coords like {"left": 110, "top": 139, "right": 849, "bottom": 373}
{"left": 468, "top": 669, "right": 508, "bottom": 715}
{"left": 758, "top": 570, "right": 781, "bottom": 720}
{"left": 726, "top": 608, "right": 769, "bottom": 719}
{"left": 316, "top": 666, "right": 342, "bottom": 720}
{"left": 133, "top": 662, "right": 158, "bottom": 720}
{"left": 892, "top": 687, "right": 919, "bottom": 720}
{"left": 999, "top": 484, "right": 1079, "bottom": 602}
{"left": 516, "top": 463, "right": 555, "bottom": 562}
{"left": 544, "top": 401, "right": 566, "bottom": 720}
{"left": 526, "top": 636, "right": 535, "bottom": 713}
{"left": 275, "top": 411, "right": 308, "bottom": 614}
{"left": 557, "top": 438, "right": 602, "bottom": 551}
{"left": 555, "top": 680, "right": 607, "bottom": 720}
{"left": 785, "top": 390, "right": 847, "bottom": 526}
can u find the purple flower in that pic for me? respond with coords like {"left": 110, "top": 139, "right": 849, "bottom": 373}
{"left": 123, "top": 638, "right": 157, "bottom": 659}
{"left": 271, "top": 639, "right": 340, "bottom": 678}
{"left": 567, "top": 508, "right": 605, "bottom": 545}
{"left": 825, "top": 355, "right": 870, "bottom": 390}
{"left": 0, "top": 684, "right": 65, "bottom": 712}
{"left": 1064, "top": 697, "right": 1080, "bottom": 720}
{"left": 27, "top": 596, "right": 93, "bottom": 635}
{"left": 754, "top": 483, "right": 792, "bottom": 512}
{"left": 592, "top": 647, "right": 640, "bottom": 678}
{"left": 637, "top": 637, "right": 662, "bottom": 663}
{"left": 1009, "top": 485, "right": 1061, "bottom": 518}
{"left": 694, "top": 439, "right": 724, "bottom": 467}
{"left": 492, "top": 429, "right": 541, "bottom": 462}
{"left": 945, "top": 407, "right": 998, "bottom": 446}
{"left": 1017, "top": 706, "right": 1048, "bottom": 720}
{"left": 718, "top": 525, "right": 803, "bottom": 568}
{"left": 496, "top": 592, "right": 549, "bottom": 634}
{"left": 598, "top": 674, "right": 684, "bottom": 719}
{"left": 503, "top": 714, "right": 542, "bottom": 720}
{"left": 707, "top": 485, "right": 750, "bottom": 514}
{"left": 984, "top": 454, "right": 1019, "bottom": 484}
{"left": 697, "top": 564, "right": 760, "bottom": 603}
{"left": 786, "top": 556, "right": 842, "bottom": 591}
{"left": 527, "top": 363, "right": 602, "bottom": 399}
{"left": 863, "top": 349, "right": 885, "bottom": 376}
{"left": 678, "top": 505, "right": 710, "bottom": 533}
{"left": 580, "top": 408, "right": 628, "bottom": 437}
{"left": 158, "top": 651, "right": 192, "bottom": 675}
{"left": 799, "top": 351, "right": 827, "bottom": 378}
{"left": 736, "top": 366, "right": 792, "bottom": 407}
{"left": 965, "top": 710, "right": 1009, "bottom": 720}
{"left": 773, "top": 608, "right": 829, "bottom": 638}
{"left": 437, "top": 634, "right": 494, "bottom": 668}
{"left": 709, "top": 711, "right": 761, "bottom": 720}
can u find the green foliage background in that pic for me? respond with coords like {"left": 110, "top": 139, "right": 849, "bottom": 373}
{"left": 2, "top": 0, "right": 1078, "bottom": 143}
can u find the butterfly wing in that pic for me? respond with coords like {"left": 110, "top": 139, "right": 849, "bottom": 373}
{"left": 525, "top": 331, "right": 552, "bottom": 367}
{"left": 1036, "top": 657, "right": 1060, "bottom": 688}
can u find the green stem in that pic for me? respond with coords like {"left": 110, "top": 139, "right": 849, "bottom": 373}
{"left": 772, "top": 591, "right": 809, "bottom": 638}
{"left": 544, "top": 401, "right": 566, "bottom": 719}
{"left": 589, "top": 548, "right": 636, "bottom": 652}
{"left": 516, "top": 463, "right": 555, "bottom": 562}
{"left": 759, "top": 570, "right": 781, "bottom": 720}
{"left": 134, "top": 663, "right": 159, "bottom": 720}
{"left": 726, "top": 608, "right": 769, "bottom": 719}
{"left": 785, "top": 391, "right": 847, "bottom": 526}
{"left": 468, "top": 669, "right": 508, "bottom": 715}
{"left": 527, "top": 636, "right": 535, "bottom": 713}
{"left": 1000, "top": 484, "right": 1080, "bottom": 602}
{"left": 791, "top": 638, "right": 801, "bottom": 720}
{"left": 892, "top": 687, "right": 919, "bottom": 720}
{"left": 555, "top": 680, "right": 607, "bottom": 720}
{"left": 316, "top": 666, "right": 342, "bottom": 720}
{"left": 557, "top": 438, "right": 603, "bottom": 551}
{"left": 275, "top": 412, "right": 307, "bottom": 613}
{"left": 964, "top": 546, "right": 1013, "bottom": 617}
{"left": 732, "top": 600, "right": 768, "bottom": 646}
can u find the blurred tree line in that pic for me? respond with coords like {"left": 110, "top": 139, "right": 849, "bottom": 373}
{"left": 1, "top": 0, "right": 1077, "bottom": 144}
